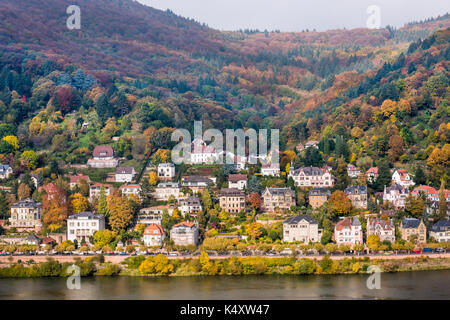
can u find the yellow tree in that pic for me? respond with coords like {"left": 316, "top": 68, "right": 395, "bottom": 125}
{"left": 247, "top": 222, "right": 264, "bottom": 240}
{"left": 107, "top": 194, "right": 133, "bottom": 232}
{"left": 2, "top": 135, "right": 19, "bottom": 150}
{"left": 149, "top": 171, "right": 158, "bottom": 185}
{"left": 71, "top": 193, "right": 89, "bottom": 214}
{"left": 329, "top": 190, "right": 352, "bottom": 216}
{"left": 17, "top": 183, "right": 31, "bottom": 200}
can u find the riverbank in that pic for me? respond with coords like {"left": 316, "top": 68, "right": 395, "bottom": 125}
{"left": 0, "top": 252, "right": 450, "bottom": 278}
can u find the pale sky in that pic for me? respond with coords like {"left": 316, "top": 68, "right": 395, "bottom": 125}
{"left": 138, "top": 0, "right": 449, "bottom": 32}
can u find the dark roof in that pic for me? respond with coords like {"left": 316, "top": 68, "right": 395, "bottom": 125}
{"left": 67, "top": 211, "right": 104, "bottom": 220}
{"left": 344, "top": 185, "right": 367, "bottom": 195}
{"left": 431, "top": 219, "right": 450, "bottom": 232}
{"left": 11, "top": 198, "right": 41, "bottom": 208}
{"left": 290, "top": 166, "right": 324, "bottom": 176}
{"left": 182, "top": 176, "right": 212, "bottom": 183}
{"left": 309, "top": 188, "right": 331, "bottom": 196}
{"left": 25, "top": 233, "right": 41, "bottom": 242}
{"left": 219, "top": 188, "right": 245, "bottom": 197}
{"left": 263, "top": 187, "right": 295, "bottom": 196}
{"left": 401, "top": 218, "right": 421, "bottom": 229}
{"left": 284, "top": 214, "right": 318, "bottom": 225}
{"left": 385, "top": 183, "right": 408, "bottom": 193}
{"left": 116, "top": 167, "right": 134, "bottom": 174}
{"left": 180, "top": 196, "right": 202, "bottom": 205}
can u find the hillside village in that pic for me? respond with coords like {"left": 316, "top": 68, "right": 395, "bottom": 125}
{"left": 0, "top": 135, "right": 449, "bottom": 257}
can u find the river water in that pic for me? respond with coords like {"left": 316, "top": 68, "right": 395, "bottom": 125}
{"left": 0, "top": 270, "right": 449, "bottom": 300}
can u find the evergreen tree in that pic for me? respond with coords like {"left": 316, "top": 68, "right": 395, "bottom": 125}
{"left": 116, "top": 92, "right": 130, "bottom": 117}
{"left": 374, "top": 159, "right": 391, "bottom": 192}
{"left": 415, "top": 166, "right": 426, "bottom": 185}
{"left": 95, "top": 94, "right": 111, "bottom": 123}
{"left": 0, "top": 191, "right": 9, "bottom": 218}
{"left": 97, "top": 185, "right": 109, "bottom": 218}
{"left": 438, "top": 180, "right": 447, "bottom": 220}
{"left": 72, "top": 69, "right": 86, "bottom": 91}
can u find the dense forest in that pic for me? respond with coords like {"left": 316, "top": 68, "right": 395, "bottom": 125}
{"left": 0, "top": 0, "right": 448, "bottom": 189}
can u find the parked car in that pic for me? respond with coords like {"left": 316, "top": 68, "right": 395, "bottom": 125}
{"left": 436, "top": 248, "right": 446, "bottom": 253}
{"left": 412, "top": 249, "right": 421, "bottom": 254}
{"left": 168, "top": 252, "right": 179, "bottom": 256}
{"left": 423, "top": 248, "right": 433, "bottom": 252}
{"left": 119, "top": 251, "right": 127, "bottom": 256}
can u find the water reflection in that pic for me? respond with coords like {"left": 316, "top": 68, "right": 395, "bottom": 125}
{"left": 0, "top": 270, "right": 448, "bottom": 300}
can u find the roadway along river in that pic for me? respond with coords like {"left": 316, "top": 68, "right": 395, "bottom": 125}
{"left": 0, "top": 270, "right": 449, "bottom": 299}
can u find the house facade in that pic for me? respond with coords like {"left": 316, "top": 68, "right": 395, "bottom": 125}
{"left": 383, "top": 183, "right": 409, "bottom": 209}
{"left": 0, "top": 164, "right": 13, "bottom": 180}
{"left": 170, "top": 222, "right": 199, "bottom": 246}
{"left": 115, "top": 167, "right": 136, "bottom": 182}
{"left": 119, "top": 184, "right": 142, "bottom": 200}
{"left": 367, "top": 218, "right": 396, "bottom": 243}
{"left": 262, "top": 187, "right": 296, "bottom": 212}
{"left": 87, "top": 145, "right": 119, "bottom": 168}
{"left": 347, "top": 164, "right": 361, "bottom": 178}
{"left": 69, "top": 174, "right": 90, "bottom": 190}
{"left": 67, "top": 212, "right": 105, "bottom": 245}
{"left": 179, "top": 196, "right": 203, "bottom": 216}
{"left": 309, "top": 188, "right": 331, "bottom": 209}
{"left": 344, "top": 185, "right": 368, "bottom": 209}
{"left": 153, "top": 182, "right": 183, "bottom": 201}
{"left": 261, "top": 163, "right": 280, "bottom": 177}
{"left": 399, "top": 218, "right": 426, "bottom": 244}
{"left": 283, "top": 215, "right": 321, "bottom": 243}
{"left": 219, "top": 188, "right": 246, "bottom": 213}
{"left": 228, "top": 174, "right": 248, "bottom": 190}
{"left": 181, "top": 176, "right": 214, "bottom": 193}
{"left": 89, "top": 183, "right": 113, "bottom": 201}
{"left": 366, "top": 167, "right": 378, "bottom": 183}
{"left": 429, "top": 220, "right": 450, "bottom": 243}
{"left": 158, "top": 163, "right": 176, "bottom": 181}
{"left": 334, "top": 217, "right": 363, "bottom": 245}
{"left": 288, "top": 166, "right": 334, "bottom": 188}
{"left": 9, "top": 198, "right": 42, "bottom": 232}
{"left": 142, "top": 223, "right": 165, "bottom": 247}
{"left": 392, "top": 169, "right": 415, "bottom": 188}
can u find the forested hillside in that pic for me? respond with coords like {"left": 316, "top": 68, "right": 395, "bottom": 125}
{"left": 0, "top": 0, "right": 448, "bottom": 188}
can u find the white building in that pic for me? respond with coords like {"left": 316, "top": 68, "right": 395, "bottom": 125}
{"left": 0, "top": 164, "right": 13, "bottom": 179}
{"left": 367, "top": 218, "right": 396, "bottom": 243}
{"left": 87, "top": 145, "right": 119, "bottom": 168}
{"left": 142, "top": 223, "right": 165, "bottom": 247}
{"left": 158, "top": 163, "right": 176, "bottom": 180}
{"left": 334, "top": 217, "right": 363, "bottom": 245}
{"left": 119, "top": 184, "right": 142, "bottom": 200}
{"left": 115, "top": 167, "right": 136, "bottom": 182}
{"left": 89, "top": 183, "right": 113, "bottom": 201}
{"left": 190, "top": 139, "right": 219, "bottom": 164}
{"left": 347, "top": 164, "right": 361, "bottom": 178}
{"left": 67, "top": 212, "right": 105, "bottom": 245}
{"left": 382, "top": 183, "right": 409, "bottom": 209}
{"left": 392, "top": 169, "right": 415, "bottom": 188}
{"left": 170, "top": 222, "right": 199, "bottom": 246}
{"left": 261, "top": 163, "right": 280, "bottom": 177}
{"left": 288, "top": 166, "right": 334, "bottom": 188}
{"left": 9, "top": 198, "right": 42, "bottom": 232}
{"left": 283, "top": 215, "right": 321, "bottom": 243}
{"left": 228, "top": 174, "right": 248, "bottom": 190}
{"left": 153, "top": 182, "right": 184, "bottom": 201}
{"left": 179, "top": 196, "right": 203, "bottom": 216}
{"left": 430, "top": 220, "right": 450, "bottom": 243}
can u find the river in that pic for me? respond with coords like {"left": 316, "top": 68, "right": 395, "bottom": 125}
{"left": 0, "top": 270, "right": 449, "bottom": 300}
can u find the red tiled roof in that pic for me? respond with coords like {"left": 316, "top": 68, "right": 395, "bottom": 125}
{"left": 144, "top": 224, "right": 164, "bottom": 236}
{"left": 173, "top": 221, "right": 196, "bottom": 228}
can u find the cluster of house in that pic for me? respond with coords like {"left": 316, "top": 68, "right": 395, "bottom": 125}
{"left": 283, "top": 214, "right": 450, "bottom": 245}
